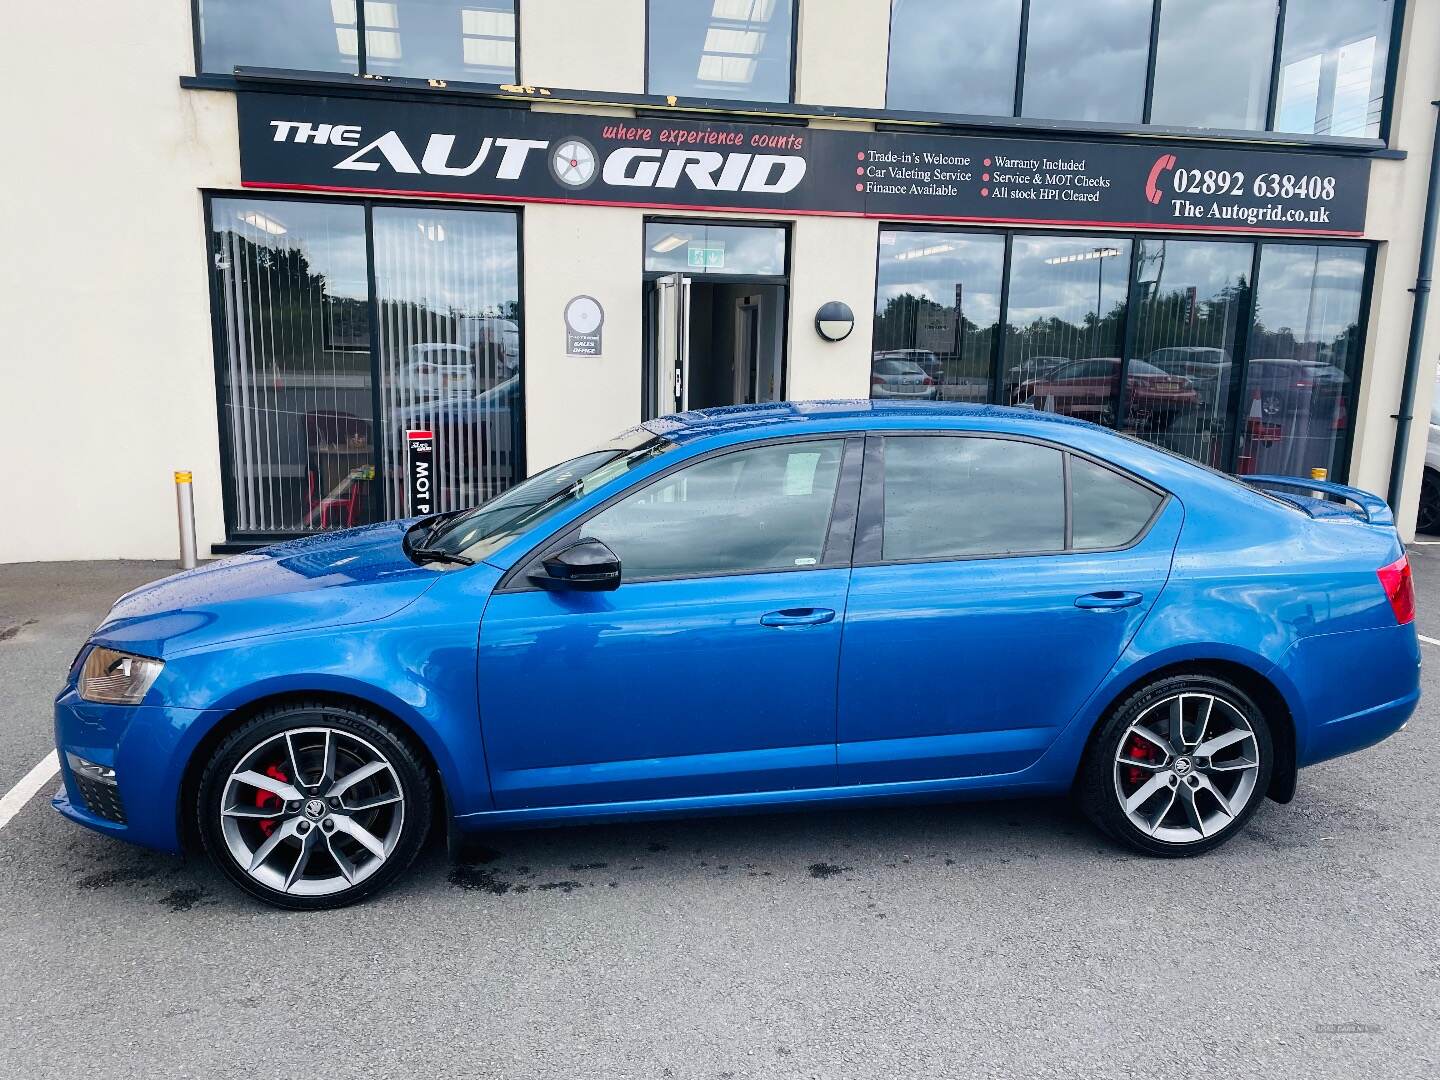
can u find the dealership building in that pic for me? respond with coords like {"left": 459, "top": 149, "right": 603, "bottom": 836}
{"left": 6, "top": 0, "right": 1440, "bottom": 562}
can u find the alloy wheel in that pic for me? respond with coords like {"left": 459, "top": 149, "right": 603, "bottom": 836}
{"left": 219, "top": 727, "right": 406, "bottom": 897}
{"left": 1111, "top": 692, "right": 1260, "bottom": 844}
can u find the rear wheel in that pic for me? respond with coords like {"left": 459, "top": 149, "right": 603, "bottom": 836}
{"left": 197, "top": 701, "right": 433, "bottom": 910}
{"left": 1079, "top": 675, "right": 1272, "bottom": 857}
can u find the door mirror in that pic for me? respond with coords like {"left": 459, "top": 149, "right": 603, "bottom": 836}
{"left": 531, "top": 538, "right": 622, "bottom": 592}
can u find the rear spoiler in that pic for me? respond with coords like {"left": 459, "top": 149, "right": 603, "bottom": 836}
{"left": 1242, "top": 474, "right": 1395, "bottom": 528}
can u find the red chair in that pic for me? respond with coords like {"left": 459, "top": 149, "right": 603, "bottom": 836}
{"left": 304, "top": 411, "right": 371, "bottom": 529}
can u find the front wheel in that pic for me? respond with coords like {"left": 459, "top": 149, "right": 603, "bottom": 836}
{"left": 1078, "top": 675, "right": 1273, "bottom": 857}
{"left": 197, "top": 702, "right": 434, "bottom": 910}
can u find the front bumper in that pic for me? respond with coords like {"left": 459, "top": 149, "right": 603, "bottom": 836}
{"left": 53, "top": 690, "right": 223, "bottom": 853}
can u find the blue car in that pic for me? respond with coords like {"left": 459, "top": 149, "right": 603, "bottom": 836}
{"left": 54, "top": 402, "right": 1420, "bottom": 908}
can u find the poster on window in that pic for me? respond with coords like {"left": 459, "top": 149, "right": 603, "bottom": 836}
{"left": 406, "top": 429, "right": 435, "bottom": 517}
{"left": 239, "top": 91, "right": 1370, "bottom": 237}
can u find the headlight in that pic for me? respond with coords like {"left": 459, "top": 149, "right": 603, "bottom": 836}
{"left": 77, "top": 647, "right": 164, "bottom": 705}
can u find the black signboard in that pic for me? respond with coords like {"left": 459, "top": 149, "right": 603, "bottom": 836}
{"left": 406, "top": 429, "right": 435, "bottom": 516}
{"left": 239, "top": 92, "right": 1370, "bottom": 236}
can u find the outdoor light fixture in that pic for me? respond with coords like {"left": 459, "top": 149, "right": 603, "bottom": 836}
{"left": 815, "top": 301, "right": 855, "bottom": 342}
{"left": 1043, "top": 247, "right": 1122, "bottom": 265}
{"left": 650, "top": 232, "right": 691, "bottom": 254}
{"left": 236, "top": 210, "right": 288, "bottom": 236}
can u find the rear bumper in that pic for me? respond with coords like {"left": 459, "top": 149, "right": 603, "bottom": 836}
{"left": 52, "top": 691, "right": 222, "bottom": 853}
{"left": 1279, "top": 622, "right": 1421, "bottom": 768}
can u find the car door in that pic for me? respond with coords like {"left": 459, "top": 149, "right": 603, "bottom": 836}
{"left": 477, "top": 435, "right": 863, "bottom": 810}
{"left": 836, "top": 433, "right": 1182, "bottom": 785}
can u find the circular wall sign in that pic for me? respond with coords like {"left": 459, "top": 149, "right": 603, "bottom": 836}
{"left": 550, "top": 137, "right": 598, "bottom": 189}
{"left": 815, "top": 300, "right": 855, "bottom": 342}
{"left": 564, "top": 295, "right": 605, "bottom": 335}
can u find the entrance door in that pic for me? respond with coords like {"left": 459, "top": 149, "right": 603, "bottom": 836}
{"left": 643, "top": 221, "right": 789, "bottom": 419}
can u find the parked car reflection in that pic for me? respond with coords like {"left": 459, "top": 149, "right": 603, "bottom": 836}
{"left": 1020, "top": 357, "right": 1198, "bottom": 429}
{"left": 870, "top": 355, "right": 938, "bottom": 400}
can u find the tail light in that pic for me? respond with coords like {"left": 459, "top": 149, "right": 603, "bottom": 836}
{"left": 1377, "top": 554, "right": 1415, "bottom": 625}
{"left": 871, "top": 374, "right": 884, "bottom": 386}
{"left": 922, "top": 375, "right": 935, "bottom": 386}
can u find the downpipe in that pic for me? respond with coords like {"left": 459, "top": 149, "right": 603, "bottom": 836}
{"left": 1388, "top": 100, "right": 1440, "bottom": 512}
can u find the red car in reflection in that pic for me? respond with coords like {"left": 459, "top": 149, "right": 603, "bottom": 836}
{"left": 1019, "top": 358, "right": 1199, "bottom": 427}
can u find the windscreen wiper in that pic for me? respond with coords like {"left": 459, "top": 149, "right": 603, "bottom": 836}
{"left": 407, "top": 546, "right": 474, "bottom": 567}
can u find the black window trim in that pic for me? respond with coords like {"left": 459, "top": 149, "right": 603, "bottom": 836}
{"left": 495, "top": 432, "right": 865, "bottom": 593}
{"left": 853, "top": 430, "right": 1171, "bottom": 569}
{"left": 643, "top": 0, "right": 800, "bottom": 106}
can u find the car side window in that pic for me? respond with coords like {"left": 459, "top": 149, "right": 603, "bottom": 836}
{"left": 580, "top": 440, "right": 846, "bottom": 580}
{"left": 882, "top": 436, "right": 1065, "bottom": 560}
{"left": 1069, "top": 456, "right": 1162, "bottom": 549}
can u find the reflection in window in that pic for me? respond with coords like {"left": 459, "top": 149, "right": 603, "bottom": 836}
{"left": 1150, "top": 0, "right": 1275, "bottom": 130}
{"left": 647, "top": 0, "right": 796, "bottom": 103}
{"left": 644, "top": 222, "right": 786, "bottom": 275}
{"left": 1070, "top": 457, "right": 1162, "bottom": 549}
{"left": 362, "top": 0, "right": 517, "bottom": 83}
{"left": 1021, "top": 0, "right": 1151, "bottom": 123}
{"left": 883, "top": 437, "right": 1065, "bottom": 559}
{"left": 1240, "top": 246, "right": 1365, "bottom": 480}
{"left": 887, "top": 0, "right": 1021, "bottom": 116}
{"left": 212, "top": 199, "right": 374, "bottom": 534}
{"left": 1274, "top": 0, "right": 1393, "bottom": 139}
{"left": 583, "top": 440, "right": 845, "bottom": 578}
{"left": 373, "top": 206, "right": 521, "bottom": 516}
{"left": 198, "top": 0, "right": 360, "bottom": 75}
{"left": 1128, "top": 239, "right": 1254, "bottom": 466}
{"left": 872, "top": 230, "right": 1005, "bottom": 403}
{"left": 1004, "top": 237, "right": 1132, "bottom": 426}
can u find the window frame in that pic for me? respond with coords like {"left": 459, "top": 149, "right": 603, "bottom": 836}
{"left": 854, "top": 431, "right": 1171, "bottom": 568}
{"left": 642, "top": 0, "right": 801, "bottom": 105}
{"left": 191, "top": 0, "right": 523, "bottom": 85}
{"left": 201, "top": 188, "right": 527, "bottom": 547}
{"left": 497, "top": 433, "right": 866, "bottom": 592}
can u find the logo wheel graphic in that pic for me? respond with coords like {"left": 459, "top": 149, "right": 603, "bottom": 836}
{"left": 550, "top": 137, "right": 598, "bottom": 189}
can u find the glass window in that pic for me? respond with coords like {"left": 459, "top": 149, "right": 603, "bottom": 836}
{"left": 1240, "top": 245, "right": 1366, "bottom": 480}
{"left": 1150, "top": 0, "right": 1275, "bottom": 130}
{"left": 361, "top": 0, "right": 517, "bottom": 83}
{"left": 1127, "top": 239, "right": 1254, "bottom": 467}
{"left": 199, "top": 0, "right": 360, "bottom": 75}
{"left": 1274, "top": 0, "right": 1393, "bottom": 139}
{"left": 647, "top": 0, "right": 796, "bottom": 104}
{"left": 582, "top": 440, "right": 845, "bottom": 579}
{"left": 1021, "top": 0, "right": 1151, "bottom": 123}
{"left": 882, "top": 437, "right": 1065, "bottom": 560}
{"left": 1004, "top": 236, "right": 1132, "bottom": 426}
{"left": 211, "top": 199, "right": 373, "bottom": 534}
{"left": 644, "top": 223, "right": 786, "bottom": 276}
{"left": 887, "top": 0, "right": 1022, "bottom": 116}
{"left": 873, "top": 230, "right": 1005, "bottom": 404}
{"left": 1070, "top": 457, "right": 1162, "bottom": 548}
{"left": 372, "top": 205, "right": 522, "bottom": 517}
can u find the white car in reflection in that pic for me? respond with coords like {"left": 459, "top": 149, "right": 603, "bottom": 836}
{"left": 402, "top": 344, "right": 477, "bottom": 400}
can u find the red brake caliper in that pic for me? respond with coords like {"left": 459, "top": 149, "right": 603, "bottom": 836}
{"left": 255, "top": 763, "right": 289, "bottom": 837}
{"left": 1123, "top": 734, "right": 1154, "bottom": 788}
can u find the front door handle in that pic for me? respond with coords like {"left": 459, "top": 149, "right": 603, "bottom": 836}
{"left": 1074, "top": 591, "right": 1143, "bottom": 610}
{"left": 760, "top": 607, "right": 836, "bottom": 627}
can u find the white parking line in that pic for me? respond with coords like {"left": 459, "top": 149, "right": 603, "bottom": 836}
{"left": 0, "top": 752, "right": 59, "bottom": 832}
{"left": 1419, "top": 634, "right": 1440, "bottom": 647}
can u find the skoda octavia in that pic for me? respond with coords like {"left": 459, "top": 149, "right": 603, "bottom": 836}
{"left": 54, "top": 402, "right": 1419, "bottom": 908}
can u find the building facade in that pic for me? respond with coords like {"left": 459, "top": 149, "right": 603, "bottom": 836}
{"left": 4, "top": 0, "right": 1438, "bottom": 562}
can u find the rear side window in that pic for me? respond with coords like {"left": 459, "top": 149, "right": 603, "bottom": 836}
{"left": 883, "top": 436, "right": 1065, "bottom": 559}
{"left": 1070, "top": 456, "right": 1162, "bottom": 549}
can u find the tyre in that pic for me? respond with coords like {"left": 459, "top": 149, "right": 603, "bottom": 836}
{"left": 1078, "top": 674, "right": 1273, "bottom": 857}
{"left": 197, "top": 701, "right": 434, "bottom": 910}
{"left": 1417, "top": 468, "right": 1440, "bottom": 536}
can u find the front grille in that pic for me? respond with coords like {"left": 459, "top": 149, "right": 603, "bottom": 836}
{"left": 73, "top": 773, "right": 127, "bottom": 824}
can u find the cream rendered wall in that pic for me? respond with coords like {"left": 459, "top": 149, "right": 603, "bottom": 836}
{"left": 794, "top": 0, "right": 890, "bottom": 109}
{"left": 1, "top": 3, "right": 237, "bottom": 562}
{"left": 786, "top": 215, "right": 880, "bottom": 399}
{"left": 520, "top": 0, "right": 645, "bottom": 93}
{"left": 1348, "top": 0, "right": 1440, "bottom": 540}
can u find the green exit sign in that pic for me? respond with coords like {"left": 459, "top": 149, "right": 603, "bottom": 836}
{"left": 687, "top": 245, "right": 726, "bottom": 269}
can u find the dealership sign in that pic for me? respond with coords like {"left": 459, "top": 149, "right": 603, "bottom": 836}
{"left": 405, "top": 429, "right": 434, "bottom": 516}
{"left": 239, "top": 92, "right": 1371, "bottom": 236}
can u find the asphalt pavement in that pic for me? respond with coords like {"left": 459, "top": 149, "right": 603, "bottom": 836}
{"left": 1, "top": 553, "right": 1438, "bottom": 1079}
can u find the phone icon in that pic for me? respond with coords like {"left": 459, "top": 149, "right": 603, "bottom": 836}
{"left": 1146, "top": 154, "right": 1177, "bottom": 205}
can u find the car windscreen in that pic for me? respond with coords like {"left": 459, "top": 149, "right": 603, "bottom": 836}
{"left": 422, "top": 432, "right": 675, "bottom": 561}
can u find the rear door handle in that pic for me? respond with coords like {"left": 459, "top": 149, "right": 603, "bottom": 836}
{"left": 760, "top": 607, "right": 836, "bottom": 627}
{"left": 1074, "top": 591, "right": 1143, "bottom": 610}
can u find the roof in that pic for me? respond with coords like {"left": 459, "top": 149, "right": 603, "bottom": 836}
{"left": 642, "top": 399, "right": 1098, "bottom": 443}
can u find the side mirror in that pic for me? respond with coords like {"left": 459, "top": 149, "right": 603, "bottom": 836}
{"left": 530, "top": 538, "right": 622, "bottom": 592}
